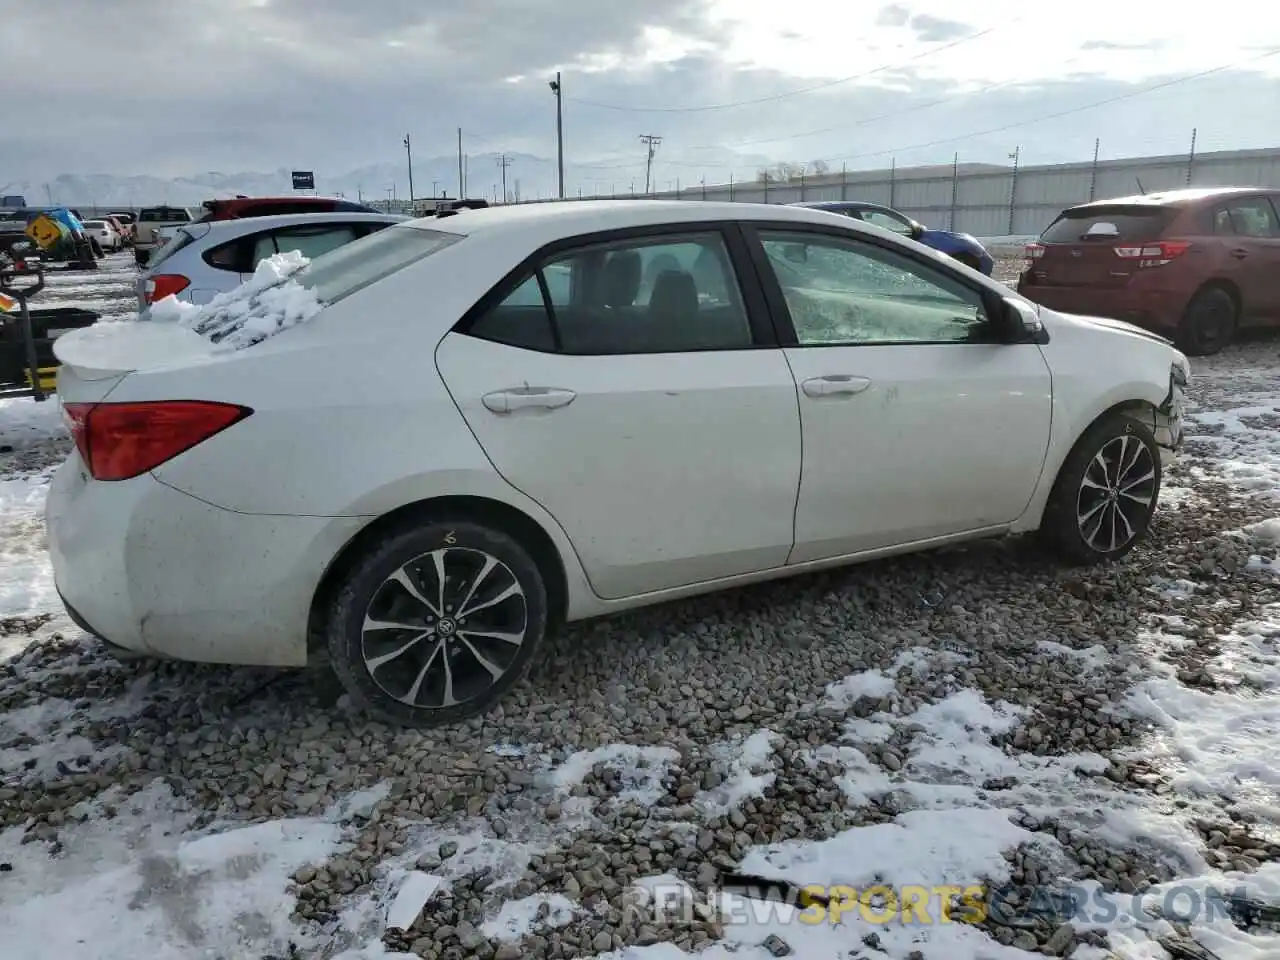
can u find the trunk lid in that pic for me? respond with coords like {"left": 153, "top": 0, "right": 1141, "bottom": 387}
{"left": 1031, "top": 204, "right": 1175, "bottom": 288}
{"left": 53, "top": 321, "right": 215, "bottom": 403}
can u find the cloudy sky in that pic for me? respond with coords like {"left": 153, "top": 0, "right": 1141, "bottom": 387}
{"left": 5, "top": 0, "right": 1279, "bottom": 196}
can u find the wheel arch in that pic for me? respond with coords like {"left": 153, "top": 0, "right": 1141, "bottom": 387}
{"left": 306, "top": 495, "right": 571, "bottom": 655}
{"left": 1188, "top": 278, "right": 1242, "bottom": 322}
{"left": 1015, "top": 396, "right": 1165, "bottom": 534}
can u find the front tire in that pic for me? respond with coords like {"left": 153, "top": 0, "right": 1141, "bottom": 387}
{"left": 1178, "top": 286, "right": 1236, "bottom": 357}
{"left": 325, "top": 518, "right": 548, "bottom": 727}
{"left": 1039, "top": 413, "right": 1162, "bottom": 565}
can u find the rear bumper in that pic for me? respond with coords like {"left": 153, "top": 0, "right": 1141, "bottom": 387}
{"left": 45, "top": 455, "right": 366, "bottom": 667}
{"left": 1016, "top": 277, "right": 1188, "bottom": 336}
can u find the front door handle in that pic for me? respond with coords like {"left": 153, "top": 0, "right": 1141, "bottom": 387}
{"left": 482, "top": 386, "right": 577, "bottom": 414}
{"left": 1230, "top": 248, "right": 1249, "bottom": 259}
{"left": 801, "top": 375, "right": 872, "bottom": 398}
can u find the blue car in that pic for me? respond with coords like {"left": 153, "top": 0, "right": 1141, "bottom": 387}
{"left": 790, "top": 200, "right": 995, "bottom": 276}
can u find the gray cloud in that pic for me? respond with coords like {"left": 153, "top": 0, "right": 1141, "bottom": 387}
{"left": 908, "top": 14, "right": 973, "bottom": 42}
{"left": 3, "top": 1, "right": 1276, "bottom": 203}
{"left": 875, "top": 4, "right": 913, "bottom": 27}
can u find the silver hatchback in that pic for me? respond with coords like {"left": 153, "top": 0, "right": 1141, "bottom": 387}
{"left": 135, "top": 211, "right": 407, "bottom": 310}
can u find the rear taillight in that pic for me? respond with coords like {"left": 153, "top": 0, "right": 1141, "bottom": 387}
{"left": 144, "top": 274, "right": 190, "bottom": 303}
{"left": 62, "top": 400, "right": 251, "bottom": 481}
{"left": 63, "top": 403, "right": 90, "bottom": 464}
{"left": 1113, "top": 240, "right": 1191, "bottom": 267}
{"left": 1024, "top": 242, "right": 1045, "bottom": 261}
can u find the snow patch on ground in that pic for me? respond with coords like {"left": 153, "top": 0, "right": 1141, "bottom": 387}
{"left": 0, "top": 780, "right": 345, "bottom": 960}
{"left": 1126, "top": 604, "right": 1280, "bottom": 825}
{"left": 694, "top": 730, "right": 782, "bottom": 817}
{"left": 1188, "top": 399, "right": 1280, "bottom": 498}
{"left": 481, "top": 892, "right": 578, "bottom": 941}
{"left": 0, "top": 472, "right": 57, "bottom": 629}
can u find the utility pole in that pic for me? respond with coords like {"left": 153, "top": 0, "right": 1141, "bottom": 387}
{"left": 403, "top": 134, "right": 414, "bottom": 205}
{"left": 639, "top": 134, "right": 662, "bottom": 195}
{"left": 948, "top": 152, "right": 959, "bottom": 231}
{"left": 1089, "top": 138, "right": 1100, "bottom": 201}
{"left": 1007, "top": 145, "right": 1020, "bottom": 235}
{"left": 357, "top": 184, "right": 363, "bottom": 204}
{"left": 1186, "top": 127, "right": 1197, "bottom": 185}
{"left": 549, "top": 72, "right": 565, "bottom": 199}
{"left": 457, "top": 128, "right": 464, "bottom": 199}
{"left": 497, "top": 154, "right": 512, "bottom": 202}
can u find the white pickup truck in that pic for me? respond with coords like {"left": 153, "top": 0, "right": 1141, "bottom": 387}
{"left": 133, "top": 205, "right": 196, "bottom": 267}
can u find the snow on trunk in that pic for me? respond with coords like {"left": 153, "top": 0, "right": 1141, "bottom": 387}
{"left": 146, "top": 250, "right": 324, "bottom": 351}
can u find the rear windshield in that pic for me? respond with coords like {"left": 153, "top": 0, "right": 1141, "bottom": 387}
{"left": 83, "top": 220, "right": 105, "bottom": 228}
{"left": 293, "top": 225, "right": 461, "bottom": 305}
{"left": 139, "top": 206, "right": 191, "bottom": 223}
{"left": 1041, "top": 205, "right": 1173, "bottom": 243}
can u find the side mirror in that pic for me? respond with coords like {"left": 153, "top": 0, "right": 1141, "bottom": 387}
{"left": 784, "top": 243, "right": 808, "bottom": 264}
{"left": 1001, "top": 296, "right": 1045, "bottom": 342}
{"left": 909, "top": 221, "right": 925, "bottom": 240}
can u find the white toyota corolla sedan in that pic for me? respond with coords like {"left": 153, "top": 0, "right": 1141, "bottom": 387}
{"left": 45, "top": 200, "right": 1189, "bottom": 727}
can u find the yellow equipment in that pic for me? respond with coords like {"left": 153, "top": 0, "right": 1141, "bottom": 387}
{"left": 25, "top": 214, "right": 66, "bottom": 250}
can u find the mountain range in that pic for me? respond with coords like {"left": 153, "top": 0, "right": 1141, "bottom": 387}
{"left": 7, "top": 149, "right": 775, "bottom": 208}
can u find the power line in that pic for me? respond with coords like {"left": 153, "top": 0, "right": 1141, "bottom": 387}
{"left": 567, "top": 47, "right": 1280, "bottom": 175}
{"left": 817, "top": 46, "right": 1280, "bottom": 167}
{"left": 680, "top": 54, "right": 1092, "bottom": 153}
{"left": 565, "top": 23, "right": 1012, "bottom": 114}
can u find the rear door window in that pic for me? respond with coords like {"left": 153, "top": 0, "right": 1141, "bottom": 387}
{"left": 203, "top": 237, "right": 250, "bottom": 273}
{"left": 1213, "top": 198, "right": 1280, "bottom": 238}
{"left": 269, "top": 224, "right": 360, "bottom": 261}
{"left": 1041, "top": 206, "right": 1173, "bottom": 244}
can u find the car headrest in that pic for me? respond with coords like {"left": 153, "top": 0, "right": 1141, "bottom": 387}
{"left": 649, "top": 269, "right": 698, "bottom": 324}
{"left": 604, "top": 250, "right": 642, "bottom": 307}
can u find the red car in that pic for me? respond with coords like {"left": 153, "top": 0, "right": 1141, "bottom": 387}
{"left": 1016, "top": 187, "right": 1280, "bottom": 355}
{"left": 195, "top": 195, "right": 382, "bottom": 222}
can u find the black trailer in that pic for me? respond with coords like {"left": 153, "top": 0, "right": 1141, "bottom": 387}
{"left": 1, "top": 263, "right": 100, "bottom": 400}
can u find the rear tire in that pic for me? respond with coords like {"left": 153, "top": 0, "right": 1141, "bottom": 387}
{"left": 1039, "top": 412, "right": 1162, "bottom": 565}
{"left": 325, "top": 518, "right": 549, "bottom": 727}
{"left": 1178, "top": 286, "right": 1236, "bottom": 356}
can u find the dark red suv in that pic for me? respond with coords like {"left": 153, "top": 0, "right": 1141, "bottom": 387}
{"left": 1016, "top": 187, "right": 1280, "bottom": 355}
{"left": 195, "top": 196, "right": 381, "bottom": 222}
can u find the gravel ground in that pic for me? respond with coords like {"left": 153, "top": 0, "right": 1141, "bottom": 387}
{"left": 2, "top": 254, "right": 1279, "bottom": 959}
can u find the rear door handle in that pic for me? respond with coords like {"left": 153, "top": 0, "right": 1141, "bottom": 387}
{"left": 801, "top": 375, "right": 872, "bottom": 398}
{"left": 1230, "top": 248, "right": 1249, "bottom": 259}
{"left": 482, "top": 386, "right": 577, "bottom": 413}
